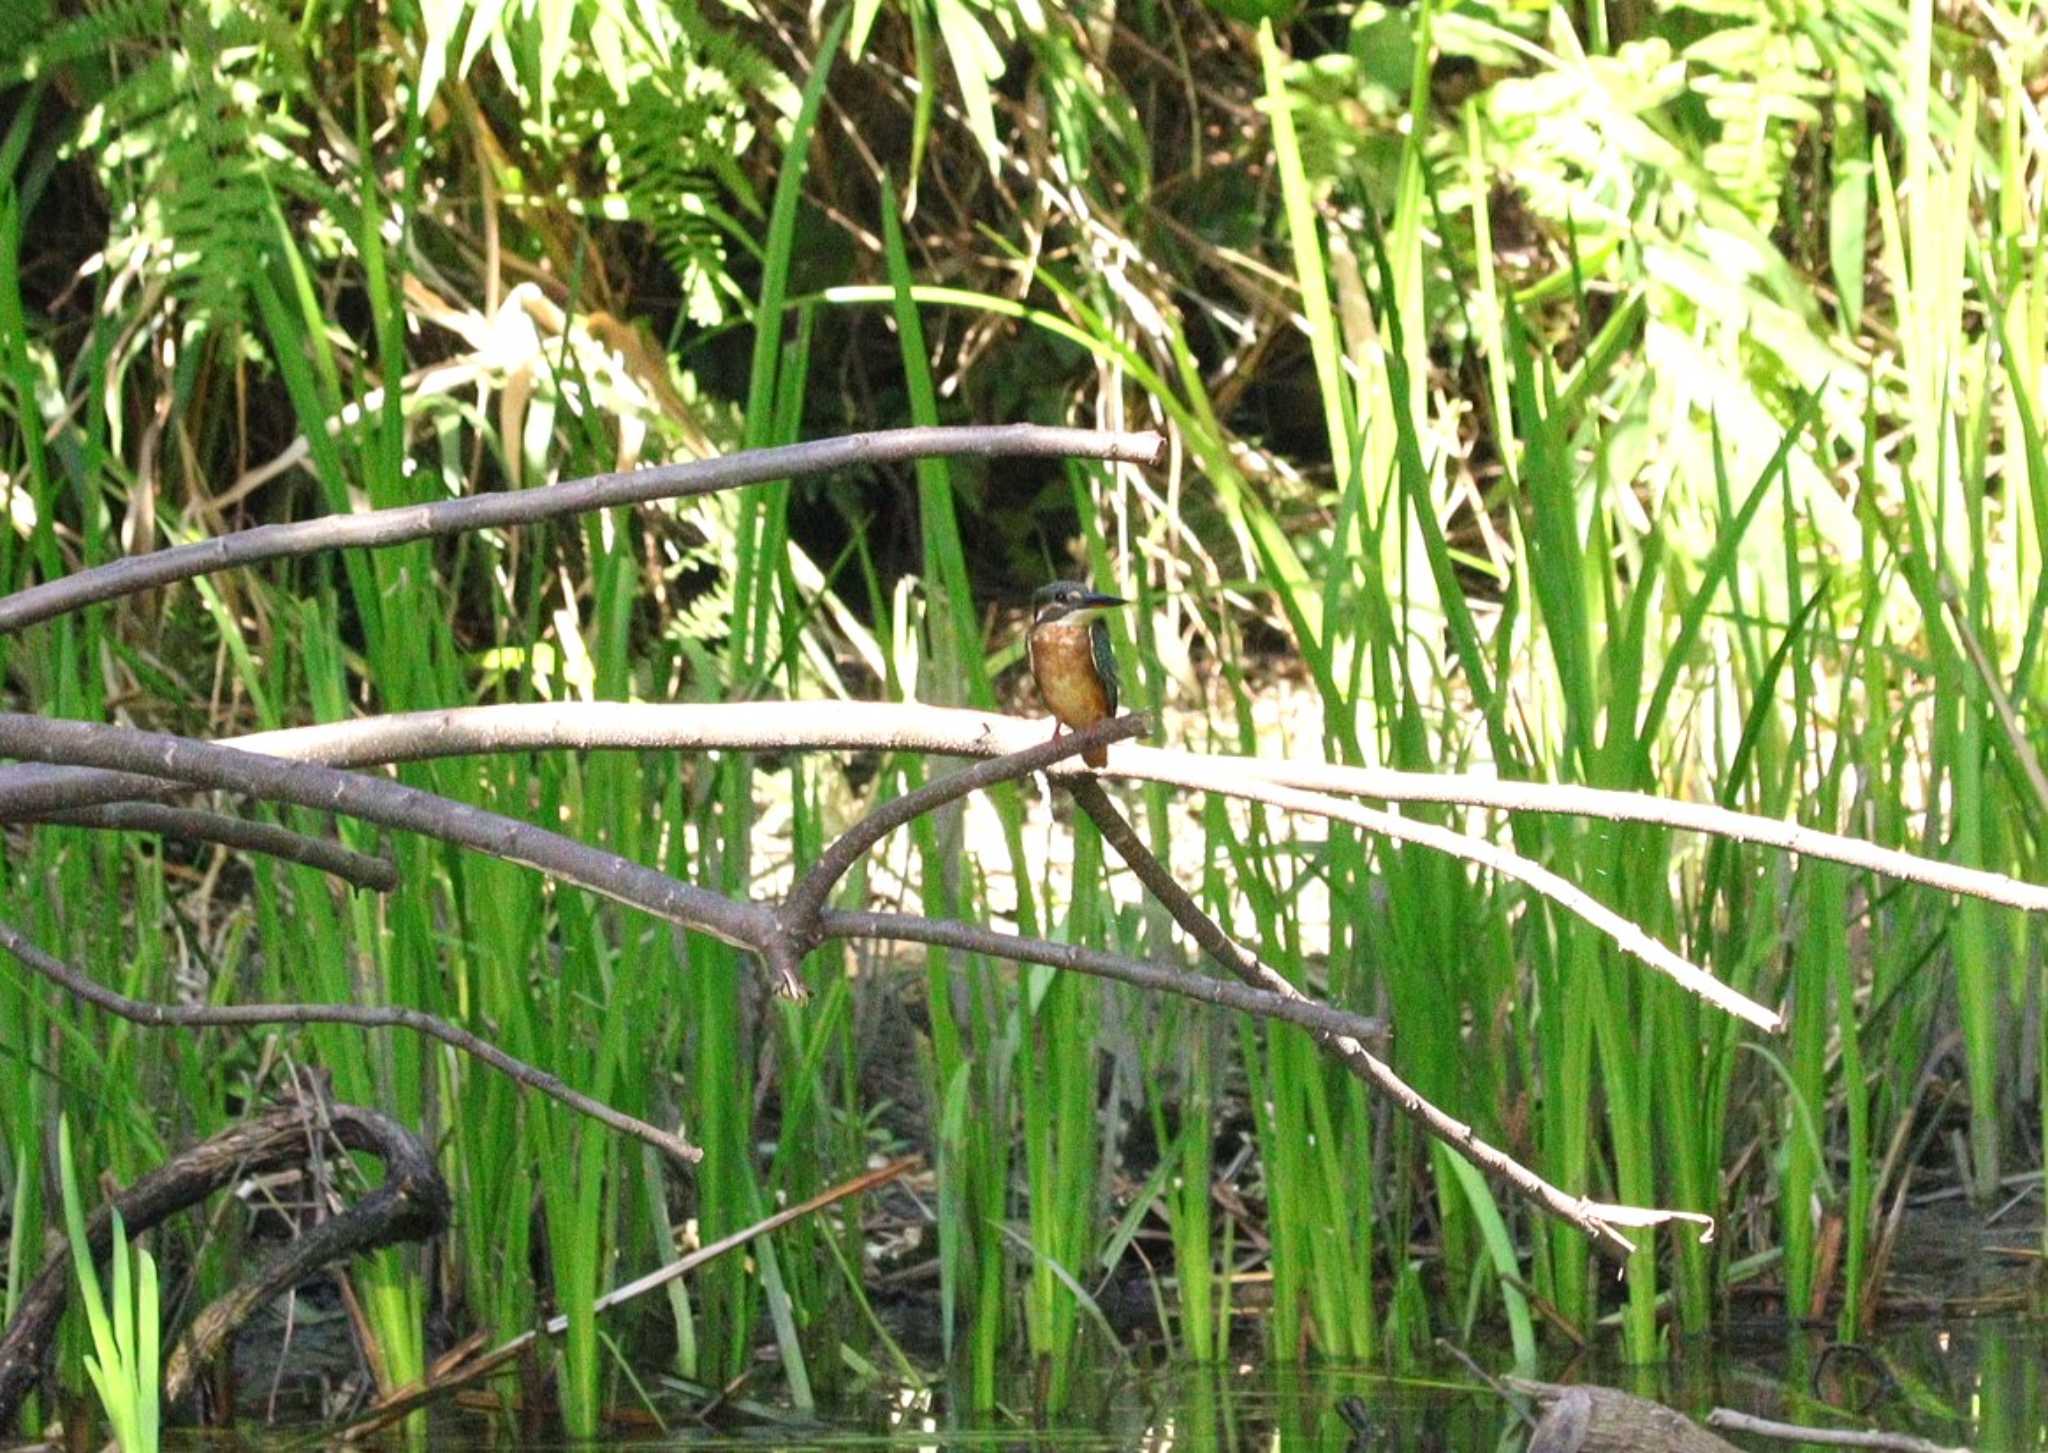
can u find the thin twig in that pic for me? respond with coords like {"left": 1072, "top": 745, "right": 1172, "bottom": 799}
{"left": 822, "top": 910, "right": 1388, "bottom": 1043}
{"left": 1433, "top": 1338, "right": 1538, "bottom": 1432}
{"left": 25, "top": 802, "right": 397, "bottom": 892}
{"left": 0, "top": 426, "right": 1164, "bottom": 633}
{"left": 0, "top": 916, "right": 697, "bottom": 1164}
{"left": 331, "top": 1156, "right": 918, "bottom": 1441}
{"left": 1938, "top": 571, "right": 2048, "bottom": 815}
{"left": 1067, "top": 777, "right": 1704, "bottom": 1259}
{"left": 1705, "top": 1407, "right": 1970, "bottom": 1453}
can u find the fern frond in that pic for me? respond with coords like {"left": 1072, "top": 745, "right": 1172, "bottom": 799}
{"left": 549, "top": 0, "right": 771, "bottom": 327}
{"left": 2, "top": 0, "right": 170, "bottom": 82}
{"left": 55, "top": 0, "right": 317, "bottom": 335}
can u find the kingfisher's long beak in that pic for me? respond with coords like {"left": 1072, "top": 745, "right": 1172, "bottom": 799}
{"left": 1079, "top": 592, "right": 1128, "bottom": 610}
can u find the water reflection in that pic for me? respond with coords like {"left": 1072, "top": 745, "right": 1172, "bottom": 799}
{"left": 190, "top": 1316, "right": 2040, "bottom": 1448}
{"left": 699, "top": 1320, "right": 2021, "bottom": 1450}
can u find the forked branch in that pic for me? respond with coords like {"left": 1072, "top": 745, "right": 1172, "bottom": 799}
{"left": 0, "top": 712, "right": 1404, "bottom": 1189}
{"left": 769, "top": 714, "right": 1149, "bottom": 988}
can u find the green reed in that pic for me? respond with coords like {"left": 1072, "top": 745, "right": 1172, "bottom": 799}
{"left": 58, "top": 1117, "right": 160, "bottom": 1453}
{"left": 4, "top": 1, "right": 2047, "bottom": 1438}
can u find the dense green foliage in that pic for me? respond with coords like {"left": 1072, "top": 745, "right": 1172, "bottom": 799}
{"left": 1, "top": 0, "right": 2043, "bottom": 1439}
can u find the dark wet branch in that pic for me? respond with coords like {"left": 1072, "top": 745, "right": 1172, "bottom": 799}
{"left": 158, "top": 1110, "right": 449, "bottom": 1407}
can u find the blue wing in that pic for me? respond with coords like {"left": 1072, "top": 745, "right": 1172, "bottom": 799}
{"left": 1090, "top": 618, "right": 1120, "bottom": 718}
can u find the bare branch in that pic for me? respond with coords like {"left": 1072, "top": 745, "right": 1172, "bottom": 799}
{"left": 1143, "top": 754, "right": 1780, "bottom": 1031}
{"left": 16, "top": 700, "right": 2023, "bottom": 916}
{"left": 25, "top": 802, "right": 398, "bottom": 892}
{"left": 0, "top": 426, "right": 1164, "bottom": 633}
{"left": 1227, "top": 761, "right": 2048, "bottom": 919}
{"left": 1705, "top": 1407, "right": 1968, "bottom": 1453}
{"left": 0, "top": 916, "right": 698, "bottom": 1164}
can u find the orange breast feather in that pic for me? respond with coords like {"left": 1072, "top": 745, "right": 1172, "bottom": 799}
{"left": 1029, "top": 621, "right": 1113, "bottom": 730}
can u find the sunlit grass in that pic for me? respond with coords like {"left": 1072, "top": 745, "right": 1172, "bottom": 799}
{"left": 58, "top": 1116, "right": 159, "bottom": 1453}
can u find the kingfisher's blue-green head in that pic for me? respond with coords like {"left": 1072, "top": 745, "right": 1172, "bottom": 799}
{"left": 1027, "top": 582, "right": 1128, "bottom": 766}
{"left": 1030, "top": 580, "right": 1127, "bottom": 628}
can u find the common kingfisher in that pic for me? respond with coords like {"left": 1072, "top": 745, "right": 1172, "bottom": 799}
{"left": 1027, "top": 581, "right": 1128, "bottom": 767}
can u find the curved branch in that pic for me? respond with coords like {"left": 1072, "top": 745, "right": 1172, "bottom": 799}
{"left": 159, "top": 1112, "right": 446, "bottom": 1405}
{"left": 0, "top": 1102, "right": 448, "bottom": 1430}
{"left": 26, "top": 802, "right": 398, "bottom": 892}
{"left": 0, "top": 425, "right": 1164, "bottom": 633}
{"left": 774, "top": 714, "right": 1146, "bottom": 980}
{"left": 0, "top": 917, "right": 698, "bottom": 1164}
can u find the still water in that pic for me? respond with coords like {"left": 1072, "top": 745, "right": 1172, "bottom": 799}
{"left": 213, "top": 1316, "right": 2040, "bottom": 1450}
{"left": 714, "top": 1322, "right": 2030, "bottom": 1451}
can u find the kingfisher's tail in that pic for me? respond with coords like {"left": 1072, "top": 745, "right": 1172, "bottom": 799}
{"left": 1083, "top": 743, "right": 1108, "bottom": 769}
